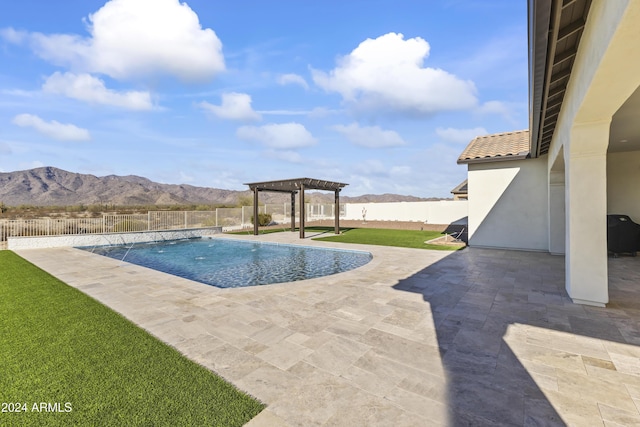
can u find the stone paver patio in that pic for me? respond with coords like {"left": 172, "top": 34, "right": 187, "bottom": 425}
{"left": 15, "top": 232, "right": 640, "bottom": 426}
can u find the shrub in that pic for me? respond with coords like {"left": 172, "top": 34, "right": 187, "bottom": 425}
{"left": 66, "top": 204, "right": 86, "bottom": 212}
{"left": 251, "top": 213, "right": 272, "bottom": 226}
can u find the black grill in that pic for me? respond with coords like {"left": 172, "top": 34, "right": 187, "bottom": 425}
{"left": 607, "top": 214, "right": 640, "bottom": 257}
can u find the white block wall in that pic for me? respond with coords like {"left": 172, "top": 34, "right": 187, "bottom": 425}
{"left": 343, "top": 201, "right": 468, "bottom": 224}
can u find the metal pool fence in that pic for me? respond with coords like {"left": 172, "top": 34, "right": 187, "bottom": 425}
{"left": 0, "top": 204, "right": 342, "bottom": 241}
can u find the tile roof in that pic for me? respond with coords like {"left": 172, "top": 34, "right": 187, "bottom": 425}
{"left": 451, "top": 179, "right": 468, "bottom": 194}
{"left": 457, "top": 130, "right": 530, "bottom": 164}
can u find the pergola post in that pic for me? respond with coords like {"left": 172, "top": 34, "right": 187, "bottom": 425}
{"left": 299, "top": 183, "right": 305, "bottom": 238}
{"left": 334, "top": 189, "right": 340, "bottom": 234}
{"left": 253, "top": 187, "right": 259, "bottom": 236}
{"left": 291, "top": 192, "right": 296, "bottom": 232}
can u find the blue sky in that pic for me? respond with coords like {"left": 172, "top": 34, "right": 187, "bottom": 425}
{"left": 0, "top": 0, "right": 527, "bottom": 198}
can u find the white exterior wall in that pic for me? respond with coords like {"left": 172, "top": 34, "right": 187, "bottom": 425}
{"left": 468, "top": 158, "right": 548, "bottom": 251}
{"left": 343, "top": 201, "right": 467, "bottom": 224}
{"left": 607, "top": 151, "right": 640, "bottom": 221}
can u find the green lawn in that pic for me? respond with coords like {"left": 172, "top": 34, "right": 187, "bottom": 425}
{"left": 227, "top": 226, "right": 464, "bottom": 250}
{"left": 312, "top": 227, "right": 464, "bottom": 250}
{"left": 0, "top": 251, "right": 264, "bottom": 426}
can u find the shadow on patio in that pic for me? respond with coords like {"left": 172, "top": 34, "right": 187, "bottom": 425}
{"left": 392, "top": 248, "right": 640, "bottom": 425}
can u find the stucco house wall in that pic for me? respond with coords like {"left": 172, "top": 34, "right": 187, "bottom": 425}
{"left": 458, "top": 0, "right": 640, "bottom": 306}
{"left": 468, "top": 157, "right": 549, "bottom": 251}
{"left": 543, "top": 0, "right": 640, "bottom": 306}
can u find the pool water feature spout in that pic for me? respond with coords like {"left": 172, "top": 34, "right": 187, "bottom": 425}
{"left": 121, "top": 242, "right": 135, "bottom": 263}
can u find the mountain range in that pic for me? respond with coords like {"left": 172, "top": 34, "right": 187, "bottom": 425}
{"left": 0, "top": 167, "right": 443, "bottom": 207}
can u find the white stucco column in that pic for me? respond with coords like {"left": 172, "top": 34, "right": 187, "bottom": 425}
{"left": 565, "top": 121, "right": 610, "bottom": 306}
{"left": 549, "top": 168, "right": 565, "bottom": 255}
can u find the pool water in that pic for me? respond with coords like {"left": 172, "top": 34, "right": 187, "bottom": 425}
{"left": 81, "top": 238, "right": 372, "bottom": 288}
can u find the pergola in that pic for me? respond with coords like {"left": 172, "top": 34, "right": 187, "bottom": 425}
{"left": 244, "top": 178, "right": 348, "bottom": 238}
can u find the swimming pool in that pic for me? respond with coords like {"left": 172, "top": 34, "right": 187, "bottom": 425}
{"left": 80, "top": 238, "right": 372, "bottom": 288}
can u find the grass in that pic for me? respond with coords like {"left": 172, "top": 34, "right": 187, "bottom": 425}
{"left": 227, "top": 226, "right": 464, "bottom": 250}
{"left": 0, "top": 251, "right": 264, "bottom": 426}
{"left": 311, "top": 227, "right": 464, "bottom": 250}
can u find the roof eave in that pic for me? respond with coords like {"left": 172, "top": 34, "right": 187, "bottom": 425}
{"left": 529, "top": 0, "right": 554, "bottom": 159}
{"left": 457, "top": 153, "right": 531, "bottom": 165}
{"left": 528, "top": 0, "right": 592, "bottom": 157}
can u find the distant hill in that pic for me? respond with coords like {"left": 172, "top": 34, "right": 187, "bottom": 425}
{"left": 0, "top": 166, "right": 445, "bottom": 207}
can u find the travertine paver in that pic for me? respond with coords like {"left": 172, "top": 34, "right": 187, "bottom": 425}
{"left": 14, "top": 232, "right": 640, "bottom": 426}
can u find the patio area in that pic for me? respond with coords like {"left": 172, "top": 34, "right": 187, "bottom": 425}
{"left": 15, "top": 233, "right": 640, "bottom": 426}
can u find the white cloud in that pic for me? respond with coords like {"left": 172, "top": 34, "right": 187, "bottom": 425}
{"left": 258, "top": 109, "right": 310, "bottom": 116}
{"left": 478, "top": 100, "right": 509, "bottom": 115}
{"left": 312, "top": 32, "right": 477, "bottom": 115}
{"left": 43, "top": 72, "right": 153, "bottom": 110}
{"left": 346, "top": 175, "right": 374, "bottom": 194}
{"left": 236, "top": 123, "right": 316, "bottom": 149}
{"left": 12, "top": 114, "right": 91, "bottom": 141}
{"left": 19, "top": 0, "right": 225, "bottom": 82}
{"left": 332, "top": 123, "right": 406, "bottom": 148}
{"left": 308, "top": 107, "right": 341, "bottom": 119}
{"left": 390, "top": 165, "right": 411, "bottom": 176}
{"left": 278, "top": 73, "right": 309, "bottom": 90}
{"left": 475, "top": 100, "right": 527, "bottom": 126}
{"left": 353, "top": 159, "right": 411, "bottom": 177}
{"left": 199, "top": 93, "right": 261, "bottom": 121}
{"left": 0, "top": 27, "right": 26, "bottom": 43}
{"left": 265, "top": 149, "right": 303, "bottom": 163}
{"left": 353, "top": 159, "right": 390, "bottom": 176}
{"left": 1, "top": 89, "right": 36, "bottom": 97}
{"left": 436, "top": 126, "right": 487, "bottom": 144}
{"left": 178, "top": 171, "right": 194, "bottom": 183}
{"left": 256, "top": 107, "right": 342, "bottom": 117}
